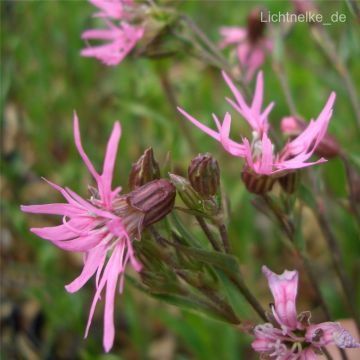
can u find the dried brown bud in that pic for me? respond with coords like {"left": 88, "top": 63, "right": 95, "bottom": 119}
{"left": 129, "top": 147, "right": 160, "bottom": 190}
{"left": 247, "top": 9, "right": 266, "bottom": 43}
{"left": 127, "top": 179, "right": 176, "bottom": 228}
{"left": 188, "top": 153, "right": 220, "bottom": 199}
{"left": 278, "top": 171, "right": 300, "bottom": 194}
{"left": 241, "top": 168, "right": 276, "bottom": 194}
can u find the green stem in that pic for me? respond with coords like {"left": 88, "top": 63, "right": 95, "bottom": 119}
{"left": 315, "top": 210, "right": 360, "bottom": 334}
{"left": 218, "top": 223, "right": 231, "bottom": 253}
{"left": 230, "top": 273, "right": 268, "bottom": 322}
{"left": 195, "top": 216, "right": 222, "bottom": 252}
{"left": 310, "top": 24, "right": 360, "bottom": 131}
{"left": 340, "top": 154, "right": 360, "bottom": 226}
{"left": 157, "top": 67, "right": 197, "bottom": 153}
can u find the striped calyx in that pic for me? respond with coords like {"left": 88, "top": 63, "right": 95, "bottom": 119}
{"left": 126, "top": 179, "right": 176, "bottom": 229}
{"left": 129, "top": 147, "right": 160, "bottom": 190}
{"left": 278, "top": 171, "right": 301, "bottom": 194}
{"left": 241, "top": 168, "right": 276, "bottom": 194}
{"left": 188, "top": 153, "right": 220, "bottom": 199}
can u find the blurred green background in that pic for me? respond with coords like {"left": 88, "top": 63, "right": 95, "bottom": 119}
{"left": 2, "top": 0, "right": 360, "bottom": 359}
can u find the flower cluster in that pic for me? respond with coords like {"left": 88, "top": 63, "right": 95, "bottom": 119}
{"left": 220, "top": 9, "right": 273, "bottom": 83}
{"left": 21, "top": 114, "right": 175, "bottom": 352}
{"left": 178, "top": 71, "right": 336, "bottom": 193}
{"left": 19, "top": 1, "right": 360, "bottom": 357}
{"left": 253, "top": 266, "right": 360, "bottom": 359}
{"left": 81, "top": 0, "right": 144, "bottom": 65}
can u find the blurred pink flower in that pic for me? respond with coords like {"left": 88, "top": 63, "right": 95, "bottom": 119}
{"left": 178, "top": 71, "right": 336, "bottom": 177}
{"left": 219, "top": 10, "right": 273, "bottom": 83}
{"left": 81, "top": 0, "right": 144, "bottom": 66}
{"left": 252, "top": 266, "right": 360, "bottom": 359}
{"left": 21, "top": 113, "right": 142, "bottom": 352}
{"left": 281, "top": 116, "right": 340, "bottom": 158}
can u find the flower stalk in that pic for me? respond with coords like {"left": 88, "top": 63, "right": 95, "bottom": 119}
{"left": 261, "top": 194, "right": 351, "bottom": 360}
{"left": 315, "top": 209, "right": 360, "bottom": 334}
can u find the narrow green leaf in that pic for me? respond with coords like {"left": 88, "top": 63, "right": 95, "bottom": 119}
{"left": 298, "top": 184, "right": 317, "bottom": 209}
{"left": 152, "top": 293, "right": 226, "bottom": 323}
{"left": 172, "top": 244, "right": 240, "bottom": 275}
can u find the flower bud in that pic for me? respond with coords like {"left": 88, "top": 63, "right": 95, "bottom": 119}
{"left": 278, "top": 171, "right": 300, "bottom": 194}
{"left": 129, "top": 147, "right": 160, "bottom": 190}
{"left": 169, "top": 174, "right": 204, "bottom": 211}
{"left": 281, "top": 116, "right": 340, "bottom": 159}
{"left": 127, "top": 179, "right": 176, "bottom": 228}
{"left": 247, "top": 8, "right": 266, "bottom": 43}
{"left": 241, "top": 168, "right": 276, "bottom": 194}
{"left": 188, "top": 153, "right": 220, "bottom": 199}
{"left": 169, "top": 174, "right": 221, "bottom": 220}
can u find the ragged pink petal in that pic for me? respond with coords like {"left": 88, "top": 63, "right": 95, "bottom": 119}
{"left": 81, "top": 0, "right": 144, "bottom": 66}
{"left": 73, "top": 112, "right": 100, "bottom": 182}
{"left": 219, "top": 22, "right": 272, "bottom": 83}
{"left": 222, "top": 70, "right": 270, "bottom": 134}
{"left": 262, "top": 266, "right": 299, "bottom": 330}
{"left": 100, "top": 121, "right": 121, "bottom": 209}
{"left": 258, "top": 133, "right": 273, "bottom": 175}
{"left": 219, "top": 26, "right": 247, "bottom": 48}
{"left": 65, "top": 245, "right": 107, "bottom": 293}
{"left": 244, "top": 47, "right": 265, "bottom": 84}
{"left": 20, "top": 203, "right": 84, "bottom": 217}
{"left": 103, "top": 246, "right": 121, "bottom": 352}
{"left": 85, "top": 247, "right": 115, "bottom": 340}
{"left": 299, "top": 348, "right": 317, "bottom": 360}
{"left": 211, "top": 113, "right": 246, "bottom": 157}
{"left": 177, "top": 107, "right": 223, "bottom": 142}
{"left": 306, "top": 322, "right": 360, "bottom": 348}
{"left": 285, "top": 92, "right": 336, "bottom": 157}
{"left": 53, "top": 232, "right": 104, "bottom": 252}
{"left": 89, "top": 0, "right": 125, "bottom": 19}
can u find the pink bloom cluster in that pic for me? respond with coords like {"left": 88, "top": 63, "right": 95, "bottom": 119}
{"left": 81, "top": 0, "right": 144, "bottom": 66}
{"left": 21, "top": 114, "right": 141, "bottom": 352}
{"left": 220, "top": 27, "right": 272, "bottom": 83}
{"left": 252, "top": 266, "right": 360, "bottom": 359}
{"left": 219, "top": 9, "right": 273, "bottom": 84}
{"left": 178, "top": 71, "right": 336, "bottom": 179}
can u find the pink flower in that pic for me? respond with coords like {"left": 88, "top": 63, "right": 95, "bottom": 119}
{"left": 252, "top": 266, "right": 360, "bottom": 359}
{"left": 281, "top": 116, "right": 340, "bottom": 159}
{"left": 178, "top": 71, "right": 336, "bottom": 178}
{"left": 219, "top": 10, "right": 273, "bottom": 83}
{"left": 21, "top": 113, "right": 142, "bottom": 352}
{"left": 81, "top": 0, "right": 144, "bottom": 66}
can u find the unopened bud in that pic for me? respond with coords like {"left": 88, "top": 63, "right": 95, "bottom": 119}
{"left": 278, "top": 171, "right": 300, "bottom": 194}
{"left": 127, "top": 179, "right": 176, "bottom": 228}
{"left": 247, "top": 8, "right": 266, "bottom": 43}
{"left": 281, "top": 116, "right": 340, "bottom": 159}
{"left": 129, "top": 147, "right": 160, "bottom": 190}
{"left": 188, "top": 153, "right": 220, "bottom": 199}
{"left": 169, "top": 174, "right": 221, "bottom": 220}
{"left": 241, "top": 168, "right": 276, "bottom": 194}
